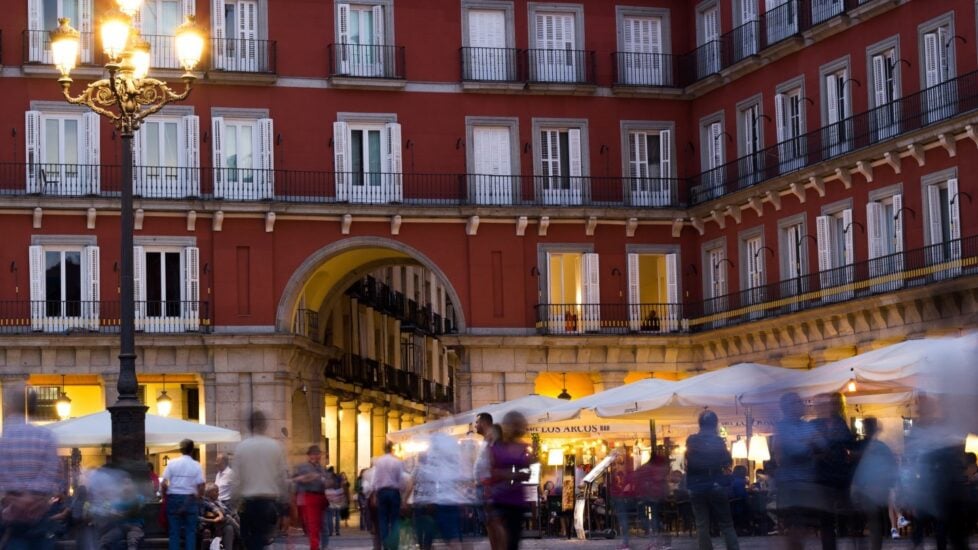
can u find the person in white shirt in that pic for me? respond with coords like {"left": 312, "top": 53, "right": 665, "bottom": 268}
{"left": 214, "top": 453, "right": 235, "bottom": 507}
{"left": 161, "top": 439, "right": 206, "bottom": 550}
{"left": 233, "top": 410, "right": 289, "bottom": 550}
{"left": 372, "top": 442, "right": 405, "bottom": 550}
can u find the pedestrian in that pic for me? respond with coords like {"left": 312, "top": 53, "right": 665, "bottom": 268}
{"left": 474, "top": 412, "right": 503, "bottom": 546}
{"left": 356, "top": 469, "right": 372, "bottom": 532}
{"left": 161, "top": 439, "right": 206, "bottom": 550}
{"left": 774, "top": 392, "right": 819, "bottom": 550}
{"left": 411, "top": 432, "right": 468, "bottom": 550}
{"left": 232, "top": 410, "right": 290, "bottom": 550}
{"left": 372, "top": 441, "right": 406, "bottom": 550}
{"left": 201, "top": 483, "right": 238, "bottom": 550}
{"left": 325, "top": 468, "right": 344, "bottom": 536}
{"left": 489, "top": 411, "right": 533, "bottom": 550}
{"left": 339, "top": 472, "right": 352, "bottom": 529}
{"left": 811, "top": 392, "right": 855, "bottom": 550}
{"left": 610, "top": 466, "right": 634, "bottom": 550}
{"left": 850, "top": 417, "right": 897, "bottom": 550}
{"left": 685, "top": 410, "right": 739, "bottom": 550}
{"left": 292, "top": 445, "right": 330, "bottom": 550}
{"left": 148, "top": 462, "right": 161, "bottom": 497}
{"left": 0, "top": 388, "right": 62, "bottom": 549}
{"left": 214, "top": 453, "right": 235, "bottom": 509}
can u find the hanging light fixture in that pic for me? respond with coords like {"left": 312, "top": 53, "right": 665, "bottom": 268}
{"left": 156, "top": 374, "right": 173, "bottom": 417}
{"left": 55, "top": 375, "right": 72, "bottom": 420}
{"left": 557, "top": 373, "right": 572, "bottom": 400}
{"left": 846, "top": 367, "right": 857, "bottom": 393}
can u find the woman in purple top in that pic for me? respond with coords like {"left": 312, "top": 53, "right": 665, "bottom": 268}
{"left": 489, "top": 411, "right": 533, "bottom": 550}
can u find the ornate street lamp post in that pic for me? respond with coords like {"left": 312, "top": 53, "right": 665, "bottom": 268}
{"left": 49, "top": 2, "right": 204, "bottom": 469}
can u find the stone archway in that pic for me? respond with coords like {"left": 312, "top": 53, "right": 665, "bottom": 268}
{"left": 275, "top": 237, "right": 467, "bottom": 333}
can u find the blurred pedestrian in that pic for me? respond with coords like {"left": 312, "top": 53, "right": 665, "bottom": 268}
{"left": 411, "top": 433, "right": 468, "bottom": 550}
{"left": 356, "top": 469, "right": 372, "bottom": 532}
{"left": 474, "top": 413, "right": 503, "bottom": 547}
{"left": 685, "top": 410, "right": 739, "bottom": 550}
{"left": 162, "top": 439, "right": 205, "bottom": 550}
{"left": 632, "top": 454, "right": 671, "bottom": 548}
{"left": 372, "top": 441, "right": 405, "bottom": 550}
{"left": 87, "top": 464, "right": 145, "bottom": 550}
{"left": 489, "top": 411, "right": 533, "bottom": 550}
{"left": 233, "top": 410, "right": 289, "bottom": 550}
{"left": 214, "top": 453, "right": 235, "bottom": 509}
{"left": 850, "top": 417, "right": 897, "bottom": 550}
{"left": 201, "top": 483, "right": 237, "bottom": 550}
{"left": 325, "top": 469, "right": 346, "bottom": 536}
{"left": 293, "top": 445, "right": 330, "bottom": 550}
{"left": 774, "top": 392, "right": 819, "bottom": 550}
{"left": 812, "top": 392, "right": 855, "bottom": 550}
{"left": 147, "top": 463, "right": 160, "bottom": 497}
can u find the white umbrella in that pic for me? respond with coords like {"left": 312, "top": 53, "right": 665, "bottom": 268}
{"left": 46, "top": 411, "right": 241, "bottom": 447}
{"left": 389, "top": 394, "right": 565, "bottom": 442}
{"left": 527, "top": 378, "right": 676, "bottom": 423}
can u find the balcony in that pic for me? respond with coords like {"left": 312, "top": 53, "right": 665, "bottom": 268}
{"left": 323, "top": 354, "right": 447, "bottom": 404}
{"left": 460, "top": 47, "right": 520, "bottom": 83}
{"left": 345, "top": 276, "right": 457, "bottom": 337}
{"left": 612, "top": 52, "right": 678, "bottom": 88}
{"left": 689, "top": 70, "right": 978, "bottom": 205}
{"left": 536, "top": 235, "right": 978, "bottom": 335}
{"left": 328, "top": 43, "right": 405, "bottom": 85}
{"left": 525, "top": 48, "right": 595, "bottom": 86}
{"left": 24, "top": 29, "right": 96, "bottom": 66}
{"left": 0, "top": 300, "right": 210, "bottom": 334}
{"left": 209, "top": 37, "right": 276, "bottom": 74}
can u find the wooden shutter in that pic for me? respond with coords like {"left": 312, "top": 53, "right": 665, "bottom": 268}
{"left": 372, "top": 5, "right": 385, "bottom": 45}
{"left": 79, "top": 0, "right": 93, "bottom": 62}
{"left": 924, "top": 32, "right": 939, "bottom": 87}
{"left": 709, "top": 122, "right": 723, "bottom": 168}
{"left": 744, "top": 107, "right": 757, "bottom": 154}
{"left": 337, "top": 4, "right": 349, "bottom": 44}
{"left": 184, "top": 246, "right": 200, "bottom": 330}
{"left": 83, "top": 245, "right": 100, "bottom": 328}
{"left": 826, "top": 73, "right": 839, "bottom": 123}
{"left": 948, "top": 178, "right": 961, "bottom": 241}
{"left": 703, "top": 8, "right": 719, "bottom": 42}
{"left": 842, "top": 208, "right": 854, "bottom": 265}
{"left": 28, "top": 0, "right": 42, "bottom": 61}
{"left": 258, "top": 117, "right": 274, "bottom": 198}
{"left": 742, "top": 0, "right": 757, "bottom": 24}
{"left": 25, "top": 111, "right": 41, "bottom": 193}
{"left": 872, "top": 54, "right": 887, "bottom": 107}
{"left": 937, "top": 26, "right": 950, "bottom": 80}
{"left": 211, "top": 0, "right": 226, "bottom": 69}
{"left": 714, "top": 249, "right": 728, "bottom": 295}
{"left": 567, "top": 128, "right": 582, "bottom": 177}
{"left": 133, "top": 246, "right": 146, "bottom": 329}
{"left": 774, "top": 94, "right": 786, "bottom": 143}
{"left": 659, "top": 129, "right": 672, "bottom": 179}
{"left": 892, "top": 194, "right": 904, "bottom": 253}
{"left": 866, "top": 201, "right": 884, "bottom": 259}
{"left": 627, "top": 252, "right": 641, "bottom": 302}
{"left": 385, "top": 122, "right": 403, "bottom": 201}
{"left": 582, "top": 252, "right": 600, "bottom": 330}
{"left": 816, "top": 215, "right": 832, "bottom": 271}
{"left": 211, "top": 116, "right": 225, "bottom": 192}
{"left": 131, "top": 126, "right": 144, "bottom": 171}
{"left": 183, "top": 0, "right": 196, "bottom": 17}
{"left": 665, "top": 253, "right": 679, "bottom": 303}
{"left": 82, "top": 112, "right": 100, "bottom": 191}
{"left": 927, "top": 184, "right": 943, "bottom": 244}
{"left": 333, "top": 121, "right": 350, "bottom": 201}
{"left": 183, "top": 114, "right": 200, "bottom": 195}
{"left": 29, "top": 245, "right": 45, "bottom": 330}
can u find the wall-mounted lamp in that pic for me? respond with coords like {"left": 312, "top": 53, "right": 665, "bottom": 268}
{"left": 328, "top": 137, "right": 334, "bottom": 148}
{"left": 757, "top": 113, "right": 772, "bottom": 123}
{"left": 801, "top": 97, "right": 815, "bottom": 106}
{"left": 530, "top": 266, "right": 540, "bottom": 277}
{"left": 599, "top": 145, "right": 609, "bottom": 154}
{"left": 523, "top": 142, "right": 531, "bottom": 154}
{"left": 275, "top": 133, "right": 283, "bottom": 146}
{"left": 843, "top": 221, "right": 866, "bottom": 235}
{"left": 405, "top": 139, "right": 414, "bottom": 149}
{"left": 455, "top": 138, "right": 464, "bottom": 150}
{"left": 113, "top": 261, "right": 119, "bottom": 273}
{"left": 203, "top": 263, "right": 210, "bottom": 275}
{"left": 10, "top": 128, "right": 16, "bottom": 138}
{"left": 9, "top": 261, "right": 16, "bottom": 273}
{"left": 893, "top": 58, "right": 912, "bottom": 69}
{"left": 714, "top": 258, "right": 735, "bottom": 270}
{"left": 949, "top": 35, "right": 968, "bottom": 46}
{"left": 841, "top": 77, "right": 862, "bottom": 89}
{"left": 951, "top": 191, "right": 973, "bottom": 206}
{"left": 201, "top": 131, "right": 208, "bottom": 144}
{"left": 719, "top": 131, "right": 734, "bottom": 143}
{"left": 894, "top": 206, "right": 916, "bottom": 221}
{"left": 686, "top": 141, "right": 696, "bottom": 154}
{"left": 754, "top": 246, "right": 775, "bottom": 259}
{"left": 686, "top": 264, "right": 698, "bottom": 276}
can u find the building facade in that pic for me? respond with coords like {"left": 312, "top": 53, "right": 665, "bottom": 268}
{"left": 1, "top": 0, "right": 977, "bottom": 475}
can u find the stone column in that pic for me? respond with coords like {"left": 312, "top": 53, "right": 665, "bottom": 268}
{"left": 591, "top": 370, "right": 628, "bottom": 393}
{"left": 339, "top": 401, "right": 357, "bottom": 477}
{"left": 357, "top": 403, "right": 373, "bottom": 473}
{"left": 400, "top": 411, "right": 414, "bottom": 429}
{"left": 372, "top": 405, "right": 388, "bottom": 457}
{"left": 324, "top": 396, "right": 339, "bottom": 468}
{"left": 387, "top": 409, "right": 401, "bottom": 433}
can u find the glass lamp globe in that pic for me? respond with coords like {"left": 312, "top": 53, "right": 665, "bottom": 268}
{"left": 130, "top": 38, "right": 151, "bottom": 79}
{"left": 116, "top": 0, "right": 144, "bottom": 18}
{"left": 174, "top": 16, "right": 205, "bottom": 73}
{"left": 156, "top": 389, "right": 173, "bottom": 417}
{"left": 101, "top": 10, "right": 131, "bottom": 61}
{"left": 50, "top": 18, "right": 81, "bottom": 78}
{"left": 55, "top": 392, "right": 72, "bottom": 420}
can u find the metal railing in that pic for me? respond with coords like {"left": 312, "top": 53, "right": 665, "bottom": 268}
{"left": 612, "top": 52, "right": 678, "bottom": 87}
{"left": 324, "top": 353, "right": 450, "bottom": 404}
{"left": 141, "top": 33, "right": 182, "bottom": 70}
{"left": 460, "top": 47, "right": 520, "bottom": 82}
{"left": 689, "top": 69, "right": 978, "bottom": 204}
{"left": 293, "top": 308, "right": 319, "bottom": 340}
{"left": 209, "top": 37, "right": 276, "bottom": 73}
{"left": 525, "top": 48, "right": 596, "bottom": 84}
{"left": 328, "top": 43, "right": 405, "bottom": 79}
{"left": 0, "top": 300, "right": 209, "bottom": 334}
{"left": 536, "top": 235, "right": 978, "bottom": 335}
{"left": 345, "top": 275, "right": 457, "bottom": 336}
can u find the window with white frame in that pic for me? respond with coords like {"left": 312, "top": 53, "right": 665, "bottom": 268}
{"left": 924, "top": 175, "right": 961, "bottom": 278}
{"left": 528, "top": 5, "right": 584, "bottom": 83}
{"left": 867, "top": 190, "right": 905, "bottom": 289}
{"left": 462, "top": 2, "right": 516, "bottom": 81}
{"left": 697, "top": 117, "right": 725, "bottom": 201}
{"left": 545, "top": 251, "right": 599, "bottom": 333}
{"left": 704, "top": 243, "right": 729, "bottom": 321}
{"left": 212, "top": 0, "right": 268, "bottom": 72}
{"left": 27, "top": 0, "right": 92, "bottom": 63}
{"left": 738, "top": 100, "right": 763, "bottom": 183}
{"left": 335, "top": 2, "right": 394, "bottom": 77}
{"left": 534, "top": 119, "right": 587, "bottom": 205}
{"left": 921, "top": 16, "right": 956, "bottom": 123}
{"left": 733, "top": 0, "right": 758, "bottom": 61}
{"left": 765, "top": 0, "right": 798, "bottom": 44}
{"left": 25, "top": 109, "right": 100, "bottom": 196}
{"left": 134, "top": 245, "right": 200, "bottom": 331}
{"left": 741, "top": 232, "right": 767, "bottom": 316}
{"left": 624, "top": 125, "right": 672, "bottom": 207}
{"left": 626, "top": 251, "right": 679, "bottom": 332}
{"left": 29, "top": 243, "right": 99, "bottom": 331}
{"left": 616, "top": 6, "right": 667, "bottom": 86}
{"left": 779, "top": 220, "right": 805, "bottom": 281}
{"left": 822, "top": 64, "right": 852, "bottom": 155}
{"left": 775, "top": 82, "right": 804, "bottom": 171}
{"left": 334, "top": 117, "right": 402, "bottom": 203}
{"left": 212, "top": 113, "right": 274, "bottom": 200}
{"left": 137, "top": 0, "right": 194, "bottom": 68}
{"left": 816, "top": 205, "right": 855, "bottom": 297}
{"left": 869, "top": 44, "right": 900, "bottom": 140}
{"left": 133, "top": 114, "right": 200, "bottom": 198}
{"left": 696, "top": 3, "right": 720, "bottom": 78}
{"left": 467, "top": 118, "right": 518, "bottom": 205}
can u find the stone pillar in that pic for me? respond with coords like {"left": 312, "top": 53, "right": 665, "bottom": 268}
{"left": 387, "top": 409, "right": 401, "bottom": 433}
{"left": 324, "top": 396, "right": 339, "bottom": 469}
{"left": 339, "top": 401, "right": 357, "bottom": 477}
{"left": 400, "top": 411, "right": 415, "bottom": 429}
{"left": 591, "top": 370, "right": 628, "bottom": 393}
{"left": 357, "top": 403, "right": 373, "bottom": 473}
{"left": 372, "top": 405, "right": 388, "bottom": 458}
{"left": 102, "top": 372, "right": 120, "bottom": 408}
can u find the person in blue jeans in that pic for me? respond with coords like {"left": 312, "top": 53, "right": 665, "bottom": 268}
{"left": 371, "top": 442, "right": 405, "bottom": 550}
{"left": 685, "top": 411, "right": 739, "bottom": 550}
{"left": 162, "top": 439, "right": 206, "bottom": 550}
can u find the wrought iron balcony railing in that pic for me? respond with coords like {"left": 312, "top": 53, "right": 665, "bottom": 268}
{"left": 536, "top": 235, "right": 978, "bottom": 335}
{"left": 525, "top": 48, "right": 596, "bottom": 85}
{"left": 210, "top": 37, "right": 276, "bottom": 74}
{"left": 0, "top": 300, "right": 210, "bottom": 334}
{"left": 689, "top": 69, "right": 978, "bottom": 204}
{"left": 324, "top": 354, "right": 447, "bottom": 404}
{"left": 460, "top": 47, "right": 520, "bottom": 82}
{"left": 328, "top": 43, "right": 405, "bottom": 80}
{"left": 612, "top": 52, "right": 679, "bottom": 88}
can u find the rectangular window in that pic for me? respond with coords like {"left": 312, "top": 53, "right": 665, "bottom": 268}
{"left": 620, "top": 15, "right": 664, "bottom": 85}
{"left": 696, "top": 119, "right": 725, "bottom": 202}
{"left": 471, "top": 125, "right": 514, "bottom": 205}
{"left": 31, "top": 386, "right": 63, "bottom": 422}
{"left": 133, "top": 114, "right": 200, "bottom": 198}
{"left": 733, "top": 0, "right": 758, "bottom": 62}
{"left": 545, "top": 251, "right": 599, "bottom": 333}
{"left": 539, "top": 128, "right": 583, "bottom": 205}
{"left": 335, "top": 3, "right": 388, "bottom": 77}
{"left": 816, "top": 207, "right": 854, "bottom": 298}
{"left": 867, "top": 192, "right": 905, "bottom": 290}
{"left": 463, "top": 7, "right": 515, "bottom": 81}
{"left": 531, "top": 12, "right": 579, "bottom": 82}
{"left": 775, "top": 86, "right": 804, "bottom": 172}
{"left": 26, "top": 110, "right": 100, "bottom": 195}
{"left": 134, "top": 245, "right": 201, "bottom": 331}
{"left": 334, "top": 119, "right": 402, "bottom": 203}
{"left": 627, "top": 252, "right": 679, "bottom": 332}
{"left": 626, "top": 129, "right": 672, "bottom": 206}
{"left": 742, "top": 233, "right": 767, "bottom": 316}
{"left": 870, "top": 47, "right": 900, "bottom": 140}
{"left": 824, "top": 67, "right": 852, "bottom": 155}
{"left": 811, "top": 0, "right": 843, "bottom": 26}
{"left": 30, "top": 0, "right": 91, "bottom": 63}
{"left": 697, "top": 5, "right": 721, "bottom": 77}
{"left": 922, "top": 21, "right": 956, "bottom": 123}
{"left": 739, "top": 102, "right": 762, "bottom": 185}
{"left": 29, "top": 243, "right": 99, "bottom": 331}
{"left": 139, "top": 0, "right": 193, "bottom": 68}
{"left": 765, "top": 0, "right": 798, "bottom": 44}
{"left": 211, "top": 115, "right": 273, "bottom": 200}
{"left": 926, "top": 177, "right": 961, "bottom": 278}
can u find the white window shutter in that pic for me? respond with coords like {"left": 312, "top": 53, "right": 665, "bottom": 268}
{"left": 83, "top": 112, "right": 100, "bottom": 191}
{"left": 258, "top": 117, "right": 274, "bottom": 198}
{"left": 774, "top": 94, "right": 786, "bottom": 143}
{"left": 133, "top": 246, "right": 146, "bottom": 329}
{"left": 948, "top": 178, "right": 961, "bottom": 240}
{"left": 372, "top": 5, "right": 385, "bottom": 45}
{"left": 211, "top": 0, "right": 226, "bottom": 69}
{"left": 826, "top": 73, "right": 839, "bottom": 123}
{"left": 816, "top": 215, "right": 832, "bottom": 271}
{"left": 337, "top": 4, "right": 350, "bottom": 43}
{"left": 937, "top": 26, "right": 950, "bottom": 80}
{"left": 184, "top": 246, "right": 200, "bottom": 331}
{"left": 333, "top": 121, "right": 350, "bottom": 201}
{"left": 183, "top": 114, "right": 200, "bottom": 195}
{"left": 892, "top": 194, "right": 904, "bottom": 253}
{"left": 132, "top": 126, "right": 143, "bottom": 169}
{"left": 211, "top": 116, "right": 225, "bottom": 192}
{"left": 582, "top": 252, "right": 600, "bottom": 331}
{"left": 866, "top": 201, "right": 883, "bottom": 259}
{"left": 927, "top": 184, "right": 943, "bottom": 244}
{"left": 385, "top": 122, "right": 403, "bottom": 202}
{"left": 183, "top": 0, "right": 195, "bottom": 17}
{"left": 742, "top": 0, "right": 757, "bottom": 22}
{"left": 627, "top": 253, "right": 641, "bottom": 330}
{"left": 79, "top": 0, "right": 93, "bottom": 61}
{"left": 568, "top": 128, "right": 582, "bottom": 177}
{"left": 27, "top": 0, "right": 42, "bottom": 60}
{"left": 715, "top": 249, "right": 727, "bottom": 295}
{"left": 29, "top": 245, "right": 45, "bottom": 330}
{"left": 25, "top": 111, "right": 41, "bottom": 193}
{"left": 665, "top": 253, "right": 679, "bottom": 304}
{"left": 842, "top": 208, "right": 854, "bottom": 265}
{"left": 924, "top": 32, "right": 939, "bottom": 87}
{"left": 659, "top": 129, "right": 672, "bottom": 179}
{"left": 709, "top": 122, "right": 723, "bottom": 168}
{"left": 83, "top": 245, "right": 100, "bottom": 328}
{"left": 872, "top": 55, "right": 887, "bottom": 107}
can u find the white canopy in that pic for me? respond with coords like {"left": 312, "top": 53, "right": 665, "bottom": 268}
{"left": 527, "top": 378, "right": 676, "bottom": 423}
{"left": 389, "top": 394, "right": 565, "bottom": 442}
{"left": 46, "top": 411, "right": 241, "bottom": 448}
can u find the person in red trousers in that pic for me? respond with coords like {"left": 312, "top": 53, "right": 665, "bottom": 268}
{"left": 293, "top": 445, "right": 335, "bottom": 549}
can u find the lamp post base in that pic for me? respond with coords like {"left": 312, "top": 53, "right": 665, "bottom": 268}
{"left": 108, "top": 398, "right": 148, "bottom": 477}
